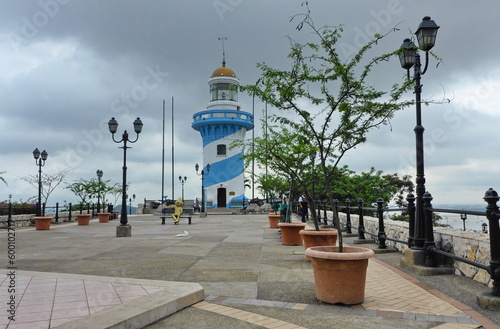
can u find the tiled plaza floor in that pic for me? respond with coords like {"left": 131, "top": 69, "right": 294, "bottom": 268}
{"left": 0, "top": 214, "right": 498, "bottom": 329}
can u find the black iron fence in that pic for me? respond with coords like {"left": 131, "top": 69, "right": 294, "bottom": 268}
{"left": 1, "top": 201, "right": 114, "bottom": 225}
{"left": 303, "top": 189, "right": 499, "bottom": 297}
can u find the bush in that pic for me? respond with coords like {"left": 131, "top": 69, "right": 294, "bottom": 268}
{"left": 0, "top": 201, "right": 36, "bottom": 215}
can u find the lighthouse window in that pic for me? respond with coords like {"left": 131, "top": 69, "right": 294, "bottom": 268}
{"left": 217, "top": 144, "right": 227, "bottom": 156}
{"left": 210, "top": 83, "right": 238, "bottom": 102}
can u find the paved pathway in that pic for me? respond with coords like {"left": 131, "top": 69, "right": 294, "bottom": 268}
{"left": 0, "top": 213, "right": 498, "bottom": 328}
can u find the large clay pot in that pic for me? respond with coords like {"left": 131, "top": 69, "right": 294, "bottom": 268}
{"left": 76, "top": 214, "right": 91, "bottom": 225}
{"left": 300, "top": 229, "right": 338, "bottom": 261}
{"left": 97, "top": 213, "right": 111, "bottom": 223}
{"left": 268, "top": 213, "right": 281, "bottom": 228}
{"left": 305, "top": 246, "right": 374, "bottom": 305}
{"left": 278, "top": 222, "right": 307, "bottom": 245}
{"left": 34, "top": 216, "right": 52, "bottom": 230}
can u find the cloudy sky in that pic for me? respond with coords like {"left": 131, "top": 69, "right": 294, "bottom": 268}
{"left": 0, "top": 0, "right": 499, "bottom": 207}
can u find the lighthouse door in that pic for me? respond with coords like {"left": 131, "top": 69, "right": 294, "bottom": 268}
{"left": 217, "top": 188, "right": 227, "bottom": 208}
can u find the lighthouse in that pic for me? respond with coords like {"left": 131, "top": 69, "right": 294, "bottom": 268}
{"left": 192, "top": 59, "right": 254, "bottom": 209}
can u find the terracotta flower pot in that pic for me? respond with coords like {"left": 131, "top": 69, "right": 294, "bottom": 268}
{"left": 305, "top": 246, "right": 374, "bottom": 305}
{"left": 97, "top": 213, "right": 111, "bottom": 223}
{"left": 34, "top": 216, "right": 52, "bottom": 230}
{"left": 268, "top": 213, "right": 281, "bottom": 228}
{"left": 76, "top": 214, "right": 91, "bottom": 225}
{"left": 300, "top": 229, "right": 338, "bottom": 261}
{"left": 278, "top": 222, "right": 307, "bottom": 245}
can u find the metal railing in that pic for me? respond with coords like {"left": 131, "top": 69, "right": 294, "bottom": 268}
{"left": 1, "top": 201, "right": 116, "bottom": 225}
{"left": 307, "top": 190, "right": 499, "bottom": 297}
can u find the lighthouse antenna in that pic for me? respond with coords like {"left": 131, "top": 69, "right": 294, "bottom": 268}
{"left": 218, "top": 36, "right": 227, "bottom": 66}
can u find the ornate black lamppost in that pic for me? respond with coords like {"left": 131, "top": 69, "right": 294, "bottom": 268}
{"left": 195, "top": 163, "right": 210, "bottom": 215}
{"left": 179, "top": 176, "right": 187, "bottom": 200}
{"left": 108, "top": 117, "right": 143, "bottom": 237}
{"left": 461, "top": 213, "right": 467, "bottom": 231}
{"left": 96, "top": 169, "right": 103, "bottom": 213}
{"left": 33, "top": 148, "right": 48, "bottom": 217}
{"left": 129, "top": 193, "right": 136, "bottom": 215}
{"left": 398, "top": 16, "right": 439, "bottom": 251}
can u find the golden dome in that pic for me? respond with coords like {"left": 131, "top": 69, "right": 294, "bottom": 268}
{"left": 210, "top": 61, "right": 237, "bottom": 78}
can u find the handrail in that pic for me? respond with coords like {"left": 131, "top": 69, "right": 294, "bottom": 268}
{"left": 317, "top": 192, "right": 498, "bottom": 297}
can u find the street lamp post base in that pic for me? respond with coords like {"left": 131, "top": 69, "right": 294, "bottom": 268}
{"left": 116, "top": 225, "right": 132, "bottom": 237}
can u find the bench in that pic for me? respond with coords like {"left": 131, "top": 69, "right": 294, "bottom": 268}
{"left": 160, "top": 207, "right": 194, "bottom": 225}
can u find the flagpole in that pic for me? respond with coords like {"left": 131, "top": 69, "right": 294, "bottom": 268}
{"left": 171, "top": 96, "right": 175, "bottom": 201}
{"left": 252, "top": 92, "right": 255, "bottom": 200}
{"left": 162, "top": 99, "right": 165, "bottom": 203}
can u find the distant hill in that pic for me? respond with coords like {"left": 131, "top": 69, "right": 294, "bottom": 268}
{"left": 113, "top": 205, "right": 137, "bottom": 214}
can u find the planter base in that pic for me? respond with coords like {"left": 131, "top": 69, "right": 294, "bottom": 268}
{"left": 300, "top": 229, "right": 338, "bottom": 261}
{"left": 278, "top": 222, "right": 307, "bottom": 245}
{"left": 76, "top": 214, "right": 91, "bottom": 225}
{"left": 34, "top": 217, "right": 52, "bottom": 230}
{"left": 98, "top": 213, "right": 111, "bottom": 223}
{"left": 306, "top": 246, "right": 374, "bottom": 305}
{"left": 268, "top": 214, "right": 281, "bottom": 228}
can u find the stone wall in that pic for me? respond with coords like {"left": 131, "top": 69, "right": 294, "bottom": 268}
{"left": 337, "top": 212, "right": 492, "bottom": 287}
{"left": 0, "top": 214, "right": 34, "bottom": 227}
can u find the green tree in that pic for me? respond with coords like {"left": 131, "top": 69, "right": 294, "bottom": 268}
{"left": 65, "top": 179, "right": 94, "bottom": 204}
{"left": 22, "top": 169, "right": 69, "bottom": 206}
{"left": 0, "top": 171, "right": 7, "bottom": 187}
{"left": 108, "top": 183, "right": 126, "bottom": 207}
{"left": 243, "top": 8, "right": 415, "bottom": 250}
{"left": 237, "top": 120, "right": 315, "bottom": 207}
{"left": 256, "top": 173, "right": 292, "bottom": 201}
{"left": 331, "top": 167, "right": 413, "bottom": 206}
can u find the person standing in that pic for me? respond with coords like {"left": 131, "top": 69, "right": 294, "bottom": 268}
{"left": 298, "top": 192, "right": 308, "bottom": 222}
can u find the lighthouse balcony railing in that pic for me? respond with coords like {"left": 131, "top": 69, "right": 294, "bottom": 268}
{"left": 193, "top": 110, "right": 253, "bottom": 126}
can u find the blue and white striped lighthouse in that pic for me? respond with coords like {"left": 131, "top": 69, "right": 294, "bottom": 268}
{"left": 192, "top": 59, "right": 253, "bottom": 209}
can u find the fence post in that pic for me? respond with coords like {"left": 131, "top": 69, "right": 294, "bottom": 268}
{"left": 358, "top": 198, "right": 365, "bottom": 240}
{"left": 55, "top": 202, "right": 59, "bottom": 223}
{"left": 345, "top": 199, "right": 352, "bottom": 234}
{"left": 377, "top": 198, "right": 386, "bottom": 249}
{"left": 317, "top": 200, "right": 322, "bottom": 222}
{"left": 7, "top": 202, "right": 13, "bottom": 227}
{"left": 68, "top": 203, "right": 72, "bottom": 221}
{"left": 484, "top": 188, "right": 500, "bottom": 296}
{"left": 323, "top": 200, "right": 328, "bottom": 225}
{"left": 407, "top": 193, "right": 416, "bottom": 247}
{"left": 423, "top": 192, "right": 436, "bottom": 267}
{"left": 333, "top": 199, "right": 339, "bottom": 228}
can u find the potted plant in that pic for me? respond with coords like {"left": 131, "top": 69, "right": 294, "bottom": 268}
{"left": 277, "top": 222, "right": 307, "bottom": 245}
{"left": 34, "top": 216, "right": 52, "bottom": 230}
{"left": 268, "top": 212, "right": 281, "bottom": 228}
{"left": 305, "top": 245, "right": 374, "bottom": 304}
{"left": 300, "top": 228, "right": 338, "bottom": 261}
{"left": 97, "top": 212, "right": 111, "bottom": 223}
{"left": 76, "top": 213, "right": 91, "bottom": 225}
